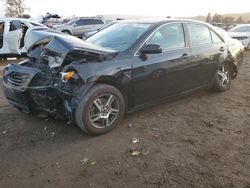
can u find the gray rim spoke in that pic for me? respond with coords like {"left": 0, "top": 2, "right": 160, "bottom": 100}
{"left": 110, "top": 108, "right": 119, "bottom": 115}
{"left": 91, "top": 114, "right": 102, "bottom": 123}
{"left": 105, "top": 118, "right": 109, "bottom": 127}
{"left": 93, "top": 98, "right": 103, "bottom": 111}
{"left": 217, "top": 70, "right": 224, "bottom": 77}
{"left": 89, "top": 94, "right": 119, "bottom": 129}
{"left": 106, "top": 95, "right": 114, "bottom": 106}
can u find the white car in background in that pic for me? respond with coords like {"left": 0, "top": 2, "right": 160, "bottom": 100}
{"left": 0, "top": 18, "right": 45, "bottom": 59}
{"left": 55, "top": 17, "right": 104, "bottom": 37}
{"left": 228, "top": 24, "right": 250, "bottom": 49}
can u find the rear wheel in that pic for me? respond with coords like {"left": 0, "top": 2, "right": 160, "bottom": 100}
{"left": 75, "top": 84, "right": 125, "bottom": 135}
{"left": 212, "top": 63, "right": 231, "bottom": 92}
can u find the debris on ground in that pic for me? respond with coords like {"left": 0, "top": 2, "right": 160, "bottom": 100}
{"left": 131, "top": 138, "right": 139, "bottom": 144}
{"left": 141, "top": 149, "right": 150, "bottom": 156}
{"left": 37, "top": 113, "right": 48, "bottom": 118}
{"left": 2, "top": 130, "right": 7, "bottom": 134}
{"left": 130, "top": 150, "right": 140, "bottom": 157}
{"left": 80, "top": 158, "right": 97, "bottom": 166}
{"left": 50, "top": 132, "right": 55, "bottom": 137}
{"left": 80, "top": 158, "right": 89, "bottom": 164}
{"left": 44, "top": 127, "right": 47, "bottom": 131}
{"left": 203, "top": 120, "right": 215, "bottom": 128}
{"left": 128, "top": 123, "right": 132, "bottom": 128}
{"left": 90, "top": 161, "right": 97, "bottom": 166}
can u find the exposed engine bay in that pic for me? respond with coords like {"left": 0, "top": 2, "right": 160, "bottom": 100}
{"left": 3, "top": 27, "right": 117, "bottom": 122}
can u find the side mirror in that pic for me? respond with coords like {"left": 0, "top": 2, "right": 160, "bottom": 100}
{"left": 140, "top": 44, "right": 162, "bottom": 55}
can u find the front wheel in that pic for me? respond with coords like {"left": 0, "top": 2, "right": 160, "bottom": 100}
{"left": 75, "top": 84, "right": 125, "bottom": 135}
{"left": 211, "top": 64, "right": 231, "bottom": 92}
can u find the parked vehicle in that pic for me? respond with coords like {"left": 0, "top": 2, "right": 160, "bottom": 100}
{"left": 214, "top": 26, "right": 244, "bottom": 57}
{"left": 55, "top": 17, "right": 104, "bottom": 37}
{"left": 3, "top": 20, "right": 244, "bottom": 135}
{"left": 82, "top": 21, "right": 117, "bottom": 39}
{"left": 0, "top": 18, "right": 45, "bottom": 59}
{"left": 228, "top": 24, "right": 250, "bottom": 49}
{"left": 41, "top": 13, "right": 61, "bottom": 28}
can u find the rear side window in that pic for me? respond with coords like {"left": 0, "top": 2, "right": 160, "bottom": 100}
{"left": 187, "top": 24, "right": 212, "bottom": 46}
{"left": 146, "top": 23, "right": 185, "bottom": 50}
{"left": 210, "top": 30, "right": 223, "bottom": 43}
{"left": 76, "top": 19, "right": 94, "bottom": 26}
{"left": 94, "top": 20, "right": 104, "bottom": 24}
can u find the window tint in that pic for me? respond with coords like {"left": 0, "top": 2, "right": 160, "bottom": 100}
{"left": 146, "top": 23, "right": 185, "bottom": 50}
{"left": 94, "top": 20, "right": 104, "bottom": 24}
{"left": 10, "top": 20, "right": 22, "bottom": 31}
{"left": 210, "top": 30, "right": 223, "bottom": 43}
{"left": 187, "top": 24, "right": 212, "bottom": 46}
{"left": 229, "top": 25, "right": 250, "bottom": 32}
{"left": 76, "top": 19, "right": 94, "bottom": 26}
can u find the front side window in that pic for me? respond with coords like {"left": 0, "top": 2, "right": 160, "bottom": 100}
{"left": 146, "top": 23, "right": 185, "bottom": 50}
{"left": 187, "top": 24, "right": 212, "bottom": 46}
{"left": 86, "top": 23, "right": 151, "bottom": 52}
{"left": 94, "top": 20, "right": 104, "bottom": 25}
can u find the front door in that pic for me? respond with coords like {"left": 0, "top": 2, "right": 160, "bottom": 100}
{"left": 132, "top": 23, "right": 194, "bottom": 105}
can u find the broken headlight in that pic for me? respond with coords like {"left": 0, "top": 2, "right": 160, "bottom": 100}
{"left": 47, "top": 55, "right": 64, "bottom": 68}
{"left": 40, "top": 50, "right": 64, "bottom": 68}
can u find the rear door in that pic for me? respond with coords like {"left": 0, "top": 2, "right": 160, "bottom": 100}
{"left": 184, "top": 23, "right": 227, "bottom": 90}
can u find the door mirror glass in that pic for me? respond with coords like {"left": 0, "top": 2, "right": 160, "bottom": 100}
{"left": 140, "top": 44, "right": 162, "bottom": 54}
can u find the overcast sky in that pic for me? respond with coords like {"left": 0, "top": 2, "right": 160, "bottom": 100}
{"left": 0, "top": 0, "right": 249, "bottom": 18}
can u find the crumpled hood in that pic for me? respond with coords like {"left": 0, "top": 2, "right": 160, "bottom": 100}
{"left": 24, "top": 27, "right": 117, "bottom": 59}
{"left": 228, "top": 32, "right": 250, "bottom": 37}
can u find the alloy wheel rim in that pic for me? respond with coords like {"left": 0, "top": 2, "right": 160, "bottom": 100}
{"left": 89, "top": 94, "right": 119, "bottom": 129}
{"left": 217, "top": 65, "right": 229, "bottom": 86}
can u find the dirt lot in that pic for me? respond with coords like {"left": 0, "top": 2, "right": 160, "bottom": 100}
{"left": 0, "top": 53, "right": 250, "bottom": 188}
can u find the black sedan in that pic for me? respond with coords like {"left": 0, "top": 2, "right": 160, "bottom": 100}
{"left": 3, "top": 20, "right": 244, "bottom": 135}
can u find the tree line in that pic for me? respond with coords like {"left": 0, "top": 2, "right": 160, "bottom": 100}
{"left": 206, "top": 12, "right": 250, "bottom": 24}
{"left": 1, "top": 0, "right": 30, "bottom": 18}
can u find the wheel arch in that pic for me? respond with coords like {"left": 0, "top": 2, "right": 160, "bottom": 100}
{"left": 61, "top": 29, "right": 72, "bottom": 35}
{"left": 93, "top": 77, "right": 131, "bottom": 112}
{"left": 224, "top": 60, "right": 238, "bottom": 79}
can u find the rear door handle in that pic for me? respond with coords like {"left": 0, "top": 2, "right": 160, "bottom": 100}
{"left": 181, "top": 53, "right": 189, "bottom": 59}
{"left": 219, "top": 47, "right": 225, "bottom": 52}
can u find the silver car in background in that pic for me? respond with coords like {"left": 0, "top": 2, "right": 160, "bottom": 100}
{"left": 228, "top": 24, "right": 250, "bottom": 49}
{"left": 55, "top": 17, "right": 104, "bottom": 37}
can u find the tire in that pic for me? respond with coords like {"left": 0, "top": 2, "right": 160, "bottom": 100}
{"left": 62, "top": 30, "right": 71, "bottom": 35}
{"left": 212, "top": 63, "right": 231, "bottom": 92}
{"left": 75, "top": 84, "right": 125, "bottom": 135}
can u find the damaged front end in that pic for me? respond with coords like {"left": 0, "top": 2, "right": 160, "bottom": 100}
{"left": 3, "top": 28, "right": 116, "bottom": 123}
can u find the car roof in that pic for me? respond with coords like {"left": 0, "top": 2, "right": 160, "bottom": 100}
{"left": 0, "top": 17, "right": 45, "bottom": 26}
{"left": 235, "top": 24, "right": 250, "bottom": 27}
{"left": 116, "top": 19, "right": 210, "bottom": 26}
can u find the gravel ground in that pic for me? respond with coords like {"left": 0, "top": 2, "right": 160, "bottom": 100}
{"left": 0, "top": 52, "right": 250, "bottom": 188}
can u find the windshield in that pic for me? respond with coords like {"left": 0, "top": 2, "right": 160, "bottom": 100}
{"left": 86, "top": 23, "right": 152, "bottom": 52}
{"left": 229, "top": 25, "right": 250, "bottom": 32}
